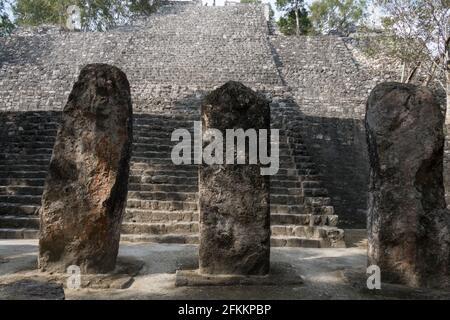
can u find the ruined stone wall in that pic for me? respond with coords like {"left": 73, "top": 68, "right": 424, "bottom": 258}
{"left": 0, "top": 4, "right": 280, "bottom": 114}
{"left": 270, "top": 35, "right": 399, "bottom": 228}
{"left": 1, "top": 2, "right": 428, "bottom": 230}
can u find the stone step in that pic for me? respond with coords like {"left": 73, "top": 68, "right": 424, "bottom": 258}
{"left": 0, "top": 159, "right": 51, "bottom": 166}
{"left": 303, "top": 188, "right": 328, "bottom": 197}
{"left": 270, "top": 194, "right": 303, "bottom": 205}
{"left": 0, "top": 136, "right": 56, "bottom": 143}
{"left": 133, "top": 119, "right": 193, "bottom": 132}
{"left": 130, "top": 163, "right": 197, "bottom": 172}
{"left": 270, "top": 180, "right": 301, "bottom": 188}
{"left": 270, "top": 187, "right": 302, "bottom": 195}
{"left": 129, "top": 157, "right": 179, "bottom": 165}
{"left": 132, "top": 129, "right": 178, "bottom": 139}
{"left": 270, "top": 168, "right": 298, "bottom": 176}
{"left": 0, "top": 129, "right": 57, "bottom": 136}
{"left": 0, "top": 203, "right": 40, "bottom": 215}
{"left": 296, "top": 168, "right": 319, "bottom": 175}
{"left": 270, "top": 236, "right": 321, "bottom": 248}
{"left": 133, "top": 136, "right": 181, "bottom": 145}
{"left": 0, "top": 142, "right": 56, "bottom": 149}
{"left": 304, "top": 197, "right": 332, "bottom": 207}
{"left": 302, "top": 181, "right": 323, "bottom": 189}
{"left": 133, "top": 119, "right": 197, "bottom": 127}
{"left": 0, "top": 195, "right": 42, "bottom": 205}
{"left": 126, "top": 199, "right": 198, "bottom": 211}
{"left": 0, "top": 148, "right": 53, "bottom": 155}
{"left": 128, "top": 183, "right": 198, "bottom": 193}
{"left": 0, "top": 165, "right": 49, "bottom": 172}
{"left": 271, "top": 224, "right": 338, "bottom": 238}
{"left": 130, "top": 169, "right": 196, "bottom": 178}
{"left": 0, "top": 178, "right": 45, "bottom": 187}
{"left": 124, "top": 209, "right": 198, "bottom": 223}
{"left": 127, "top": 191, "right": 198, "bottom": 201}
{"left": 270, "top": 204, "right": 305, "bottom": 214}
{"left": 0, "top": 171, "right": 48, "bottom": 179}
{"left": 0, "top": 228, "right": 39, "bottom": 239}
{"left": 120, "top": 233, "right": 199, "bottom": 244}
{"left": 121, "top": 221, "right": 198, "bottom": 234}
{"left": 0, "top": 186, "right": 44, "bottom": 196}
{"left": 0, "top": 215, "right": 39, "bottom": 229}
{"left": 0, "top": 154, "right": 51, "bottom": 161}
{"left": 271, "top": 175, "right": 299, "bottom": 182}
{"left": 271, "top": 213, "right": 338, "bottom": 226}
{"left": 130, "top": 175, "right": 198, "bottom": 185}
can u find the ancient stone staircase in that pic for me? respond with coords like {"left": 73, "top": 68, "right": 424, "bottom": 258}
{"left": 0, "top": 3, "right": 345, "bottom": 247}
{"left": 0, "top": 102, "right": 344, "bottom": 247}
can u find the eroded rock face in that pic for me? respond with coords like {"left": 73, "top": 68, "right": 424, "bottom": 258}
{"left": 199, "top": 81, "right": 270, "bottom": 275}
{"left": 39, "top": 64, "right": 133, "bottom": 274}
{"left": 366, "top": 82, "right": 450, "bottom": 288}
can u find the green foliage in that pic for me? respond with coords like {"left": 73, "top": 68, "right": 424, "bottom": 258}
{"left": 13, "top": 0, "right": 160, "bottom": 31}
{"left": 277, "top": 8, "right": 312, "bottom": 35}
{"left": 14, "top": 0, "right": 71, "bottom": 26}
{"left": 0, "top": 0, "right": 15, "bottom": 36}
{"left": 240, "top": 0, "right": 262, "bottom": 3}
{"left": 129, "top": 0, "right": 158, "bottom": 15}
{"left": 309, "top": 0, "right": 367, "bottom": 35}
{"left": 367, "top": 0, "right": 449, "bottom": 88}
{"left": 275, "top": 0, "right": 312, "bottom": 35}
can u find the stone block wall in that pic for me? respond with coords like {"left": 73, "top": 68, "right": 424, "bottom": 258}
{"left": 0, "top": 4, "right": 280, "bottom": 114}
{"left": 3, "top": 2, "right": 445, "bottom": 231}
{"left": 270, "top": 35, "right": 398, "bottom": 228}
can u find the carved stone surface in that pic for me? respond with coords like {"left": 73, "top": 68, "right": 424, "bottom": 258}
{"left": 39, "top": 64, "right": 133, "bottom": 273}
{"left": 199, "top": 81, "right": 270, "bottom": 275}
{"left": 366, "top": 82, "right": 450, "bottom": 288}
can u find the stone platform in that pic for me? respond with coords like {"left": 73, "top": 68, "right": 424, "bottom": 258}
{"left": 175, "top": 262, "right": 303, "bottom": 286}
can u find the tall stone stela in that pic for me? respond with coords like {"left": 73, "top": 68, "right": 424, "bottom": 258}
{"left": 39, "top": 64, "right": 133, "bottom": 273}
{"left": 199, "top": 81, "right": 271, "bottom": 275}
{"left": 366, "top": 82, "right": 450, "bottom": 288}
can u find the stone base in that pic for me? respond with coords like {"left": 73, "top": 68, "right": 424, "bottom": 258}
{"left": 0, "top": 257, "right": 144, "bottom": 291}
{"left": 343, "top": 268, "right": 450, "bottom": 299}
{"left": 49, "top": 257, "right": 144, "bottom": 289}
{"left": 175, "top": 262, "right": 303, "bottom": 287}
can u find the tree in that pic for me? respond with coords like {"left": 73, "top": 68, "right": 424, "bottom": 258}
{"left": 309, "top": 0, "right": 367, "bottom": 35}
{"left": 0, "top": 0, "right": 14, "bottom": 36}
{"left": 369, "top": 0, "right": 449, "bottom": 116}
{"left": 13, "top": 0, "right": 159, "bottom": 31}
{"left": 276, "top": 0, "right": 311, "bottom": 36}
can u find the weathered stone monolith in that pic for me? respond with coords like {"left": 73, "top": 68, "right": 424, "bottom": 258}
{"left": 199, "top": 81, "right": 270, "bottom": 275}
{"left": 366, "top": 82, "right": 450, "bottom": 288}
{"left": 39, "top": 64, "right": 133, "bottom": 274}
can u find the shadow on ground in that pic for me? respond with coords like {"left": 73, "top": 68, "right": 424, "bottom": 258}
{"left": 3, "top": 240, "right": 448, "bottom": 300}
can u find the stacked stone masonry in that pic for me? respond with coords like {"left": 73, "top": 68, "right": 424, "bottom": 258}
{"left": 1, "top": 2, "right": 442, "bottom": 245}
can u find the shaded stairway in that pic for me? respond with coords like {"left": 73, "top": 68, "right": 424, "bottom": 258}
{"left": 0, "top": 107, "right": 345, "bottom": 248}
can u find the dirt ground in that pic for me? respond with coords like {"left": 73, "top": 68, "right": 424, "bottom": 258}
{"left": 1, "top": 240, "right": 449, "bottom": 300}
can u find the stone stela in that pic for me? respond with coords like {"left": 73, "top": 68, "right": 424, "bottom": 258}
{"left": 366, "top": 82, "right": 450, "bottom": 289}
{"left": 38, "top": 64, "right": 133, "bottom": 274}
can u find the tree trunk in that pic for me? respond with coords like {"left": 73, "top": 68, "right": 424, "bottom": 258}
{"left": 406, "top": 62, "right": 421, "bottom": 83}
{"left": 294, "top": 0, "right": 300, "bottom": 36}
{"left": 400, "top": 61, "right": 406, "bottom": 82}
{"left": 446, "top": 68, "right": 450, "bottom": 124}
